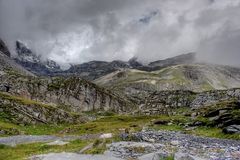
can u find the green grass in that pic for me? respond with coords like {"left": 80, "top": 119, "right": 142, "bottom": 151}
{"left": 62, "top": 115, "right": 155, "bottom": 135}
{"left": 0, "top": 92, "right": 52, "bottom": 108}
{"left": 0, "top": 121, "right": 22, "bottom": 136}
{"left": 186, "top": 127, "right": 240, "bottom": 140}
{"left": 0, "top": 139, "right": 90, "bottom": 160}
{"left": 161, "top": 156, "right": 174, "bottom": 160}
{"left": 2, "top": 113, "right": 239, "bottom": 139}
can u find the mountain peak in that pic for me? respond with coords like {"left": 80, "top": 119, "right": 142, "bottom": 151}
{"left": 16, "top": 40, "right": 40, "bottom": 63}
{"left": 15, "top": 40, "right": 61, "bottom": 75}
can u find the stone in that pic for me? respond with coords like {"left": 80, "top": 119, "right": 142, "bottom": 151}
{"left": 170, "top": 140, "right": 180, "bottom": 146}
{"left": 100, "top": 133, "right": 113, "bottom": 139}
{"left": 174, "top": 152, "right": 206, "bottom": 160}
{"left": 46, "top": 140, "right": 69, "bottom": 146}
{"left": 223, "top": 125, "right": 240, "bottom": 134}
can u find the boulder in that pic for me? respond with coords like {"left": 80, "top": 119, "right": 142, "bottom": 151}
{"left": 223, "top": 125, "right": 240, "bottom": 134}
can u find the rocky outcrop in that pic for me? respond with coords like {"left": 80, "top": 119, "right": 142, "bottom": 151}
{"left": 140, "top": 89, "right": 240, "bottom": 115}
{"left": 223, "top": 125, "right": 240, "bottom": 134}
{"left": 0, "top": 92, "right": 84, "bottom": 125}
{"left": 189, "top": 100, "right": 240, "bottom": 132}
{"left": 0, "top": 74, "right": 134, "bottom": 113}
{"left": 14, "top": 41, "right": 62, "bottom": 76}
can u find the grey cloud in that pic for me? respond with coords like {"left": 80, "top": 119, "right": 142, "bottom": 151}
{"left": 0, "top": 0, "right": 240, "bottom": 68}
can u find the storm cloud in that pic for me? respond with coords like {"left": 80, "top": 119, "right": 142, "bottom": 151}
{"left": 0, "top": 0, "right": 240, "bottom": 68}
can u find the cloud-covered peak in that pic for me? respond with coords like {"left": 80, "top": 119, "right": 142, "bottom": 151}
{"left": 0, "top": 0, "right": 240, "bottom": 68}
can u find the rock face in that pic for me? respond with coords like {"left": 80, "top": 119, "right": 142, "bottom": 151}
{"left": 140, "top": 89, "right": 240, "bottom": 115}
{"left": 0, "top": 39, "right": 34, "bottom": 76}
{"left": 14, "top": 41, "right": 62, "bottom": 76}
{"left": 0, "top": 92, "right": 84, "bottom": 125}
{"left": 0, "top": 74, "right": 134, "bottom": 114}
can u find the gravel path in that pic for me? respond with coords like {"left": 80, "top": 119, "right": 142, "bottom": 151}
{"left": 30, "top": 153, "right": 123, "bottom": 160}
{"left": 0, "top": 134, "right": 101, "bottom": 146}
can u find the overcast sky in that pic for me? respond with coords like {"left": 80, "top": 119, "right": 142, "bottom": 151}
{"left": 0, "top": 0, "right": 240, "bottom": 68}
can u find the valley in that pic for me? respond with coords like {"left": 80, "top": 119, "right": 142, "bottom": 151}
{"left": 0, "top": 38, "right": 240, "bottom": 160}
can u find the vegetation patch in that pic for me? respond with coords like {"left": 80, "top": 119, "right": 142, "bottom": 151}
{"left": 0, "top": 139, "right": 90, "bottom": 160}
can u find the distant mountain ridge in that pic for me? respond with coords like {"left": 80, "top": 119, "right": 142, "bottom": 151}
{"left": 64, "top": 53, "right": 197, "bottom": 80}
{"left": 5, "top": 39, "right": 198, "bottom": 80}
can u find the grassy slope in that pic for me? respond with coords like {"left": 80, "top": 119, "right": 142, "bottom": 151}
{"left": 95, "top": 64, "right": 240, "bottom": 92}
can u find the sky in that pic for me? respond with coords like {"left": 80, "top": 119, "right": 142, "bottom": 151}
{"left": 0, "top": 0, "right": 240, "bottom": 68}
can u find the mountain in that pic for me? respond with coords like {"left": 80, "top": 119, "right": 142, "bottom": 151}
{"left": 94, "top": 64, "right": 240, "bottom": 103}
{"left": 14, "top": 41, "right": 62, "bottom": 76}
{"left": 11, "top": 42, "right": 197, "bottom": 80}
{"left": 65, "top": 53, "right": 197, "bottom": 81}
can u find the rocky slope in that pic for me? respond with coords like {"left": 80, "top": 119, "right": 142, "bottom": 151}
{"left": 0, "top": 92, "right": 84, "bottom": 125}
{"left": 0, "top": 73, "right": 134, "bottom": 114}
{"left": 14, "top": 41, "right": 62, "bottom": 76}
{"left": 139, "top": 88, "right": 240, "bottom": 114}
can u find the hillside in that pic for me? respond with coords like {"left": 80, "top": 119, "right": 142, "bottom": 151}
{"left": 0, "top": 72, "right": 134, "bottom": 114}
{"left": 94, "top": 64, "right": 240, "bottom": 102}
